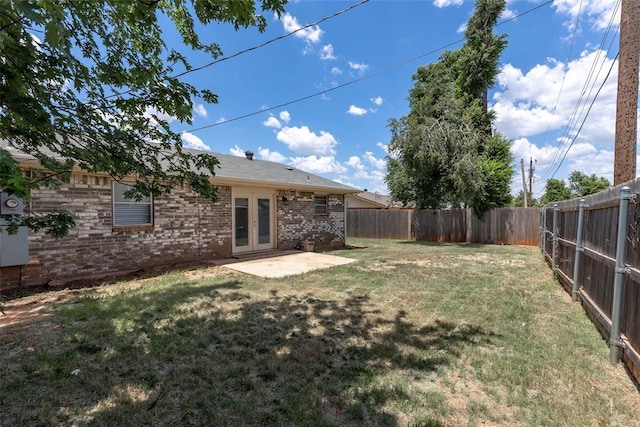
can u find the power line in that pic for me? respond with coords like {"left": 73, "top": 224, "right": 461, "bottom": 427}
{"left": 174, "top": 0, "right": 370, "bottom": 79}
{"left": 546, "top": 51, "right": 619, "bottom": 182}
{"left": 538, "top": 0, "right": 621, "bottom": 184}
{"left": 540, "top": 1, "right": 620, "bottom": 181}
{"left": 186, "top": 0, "right": 554, "bottom": 133}
{"left": 104, "top": 0, "right": 371, "bottom": 100}
{"left": 187, "top": 39, "right": 464, "bottom": 132}
{"left": 536, "top": 0, "right": 583, "bottom": 161}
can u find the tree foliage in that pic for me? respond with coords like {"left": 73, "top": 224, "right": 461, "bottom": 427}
{"left": 0, "top": 0, "right": 288, "bottom": 236}
{"left": 385, "top": 0, "right": 513, "bottom": 218}
{"left": 540, "top": 171, "right": 611, "bottom": 205}
{"left": 568, "top": 171, "right": 611, "bottom": 197}
{"left": 540, "top": 178, "right": 573, "bottom": 205}
{"left": 510, "top": 190, "right": 539, "bottom": 208}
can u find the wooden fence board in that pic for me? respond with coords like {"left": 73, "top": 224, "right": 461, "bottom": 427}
{"left": 466, "top": 208, "right": 540, "bottom": 245}
{"left": 414, "top": 209, "right": 467, "bottom": 242}
{"left": 543, "top": 180, "right": 640, "bottom": 385}
{"left": 348, "top": 207, "right": 540, "bottom": 246}
{"left": 347, "top": 209, "right": 412, "bottom": 240}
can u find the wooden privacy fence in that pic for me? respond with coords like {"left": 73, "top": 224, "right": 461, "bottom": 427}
{"left": 541, "top": 183, "right": 640, "bottom": 383}
{"left": 347, "top": 209, "right": 413, "bottom": 240}
{"left": 347, "top": 207, "right": 540, "bottom": 245}
{"left": 414, "top": 208, "right": 540, "bottom": 245}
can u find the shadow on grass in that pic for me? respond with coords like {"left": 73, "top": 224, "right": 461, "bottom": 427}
{"left": 1, "top": 277, "right": 497, "bottom": 426}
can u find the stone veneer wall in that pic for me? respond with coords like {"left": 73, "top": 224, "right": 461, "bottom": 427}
{"left": 276, "top": 190, "right": 345, "bottom": 251}
{"left": 0, "top": 172, "right": 232, "bottom": 289}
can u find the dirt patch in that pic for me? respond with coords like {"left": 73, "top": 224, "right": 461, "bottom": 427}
{"left": 183, "top": 266, "right": 241, "bottom": 280}
{"left": 456, "top": 253, "right": 526, "bottom": 267}
{"left": 434, "top": 370, "right": 516, "bottom": 426}
{"left": 1, "top": 266, "right": 236, "bottom": 332}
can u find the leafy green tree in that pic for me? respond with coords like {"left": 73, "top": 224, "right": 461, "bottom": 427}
{"left": 568, "top": 171, "right": 611, "bottom": 197}
{"left": 540, "top": 178, "right": 572, "bottom": 205}
{"left": 0, "top": 0, "right": 288, "bottom": 236}
{"left": 455, "top": 0, "right": 508, "bottom": 131}
{"left": 385, "top": 0, "right": 513, "bottom": 217}
{"left": 511, "top": 190, "right": 539, "bottom": 208}
{"left": 539, "top": 171, "right": 611, "bottom": 206}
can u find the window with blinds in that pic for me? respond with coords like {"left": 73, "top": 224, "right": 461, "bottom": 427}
{"left": 112, "top": 182, "right": 152, "bottom": 226}
{"left": 314, "top": 195, "right": 327, "bottom": 216}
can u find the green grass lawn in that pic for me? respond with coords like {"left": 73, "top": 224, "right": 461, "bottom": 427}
{"left": 1, "top": 239, "right": 639, "bottom": 426}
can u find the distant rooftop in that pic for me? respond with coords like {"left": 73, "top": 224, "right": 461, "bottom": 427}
{"left": 349, "top": 191, "right": 403, "bottom": 208}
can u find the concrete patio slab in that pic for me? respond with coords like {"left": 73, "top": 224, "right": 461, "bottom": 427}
{"left": 222, "top": 252, "right": 356, "bottom": 278}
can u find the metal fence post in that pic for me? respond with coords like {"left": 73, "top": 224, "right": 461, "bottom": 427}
{"left": 610, "top": 186, "right": 632, "bottom": 364}
{"left": 572, "top": 199, "right": 586, "bottom": 301}
{"left": 552, "top": 204, "right": 559, "bottom": 274}
{"left": 540, "top": 208, "right": 545, "bottom": 254}
{"left": 541, "top": 207, "right": 548, "bottom": 257}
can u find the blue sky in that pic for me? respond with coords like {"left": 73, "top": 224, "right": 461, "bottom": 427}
{"left": 161, "top": 0, "right": 629, "bottom": 199}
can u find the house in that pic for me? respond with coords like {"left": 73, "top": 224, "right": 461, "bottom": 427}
{"left": 0, "top": 141, "right": 359, "bottom": 289}
{"left": 346, "top": 190, "right": 398, "bottom": 209}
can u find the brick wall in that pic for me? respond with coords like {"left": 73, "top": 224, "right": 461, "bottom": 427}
{"left": 1, "top": 173, "right": 349, "bottom": 290}
{"left": 276, "top": 191, "right": 345, "bottom": 251}
{"left": 0, "top": 172, "right": 232, "bottom": 289}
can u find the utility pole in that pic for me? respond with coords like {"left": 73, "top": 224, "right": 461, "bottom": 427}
{"left": 521, "top": 158, "right": 528, "bottom": 208}
{"left": 613, "top": 0, "right": 640, "bottom": 185}
{"left": 529, "top": 157, "right": 536, "bottom": 206}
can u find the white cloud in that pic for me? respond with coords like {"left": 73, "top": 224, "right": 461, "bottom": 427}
{"left": 331, "top": 67, "right": 343, "bottom": 75}
{"left": 216, "top": 116, "right": 226, "bottom": 124}
{"left": 281, "top": 13, "right": 323, "bottom": 45}
{"left": 509, "top": 136, "right": 615, "bottom": 195}
{"left": 510, "top": 137, "right": 583, "bottom": 170}
{"left": 457, "top": 23, "right": 467, "bottom": 34}
{"left": 501, "top": 8, "right": 517, "bottom": 21}
{"left": 433, "top": 0, "right": 463, "bottom": 7}
{"left": 344, "top": 155, "right": 387, "bottom": 186}
{"left": 230, "top": 145, "right": 245, "bottom": 157}
{"left": 363, "top": 151, "right": 386, "bottom": 170}
{"left": 193, "top": 104, "right": 207, "bottom": 118}
{"left": 371, "top": 96, "right": 383, "bottom": 106}
{"left": 258, "top": 147, "right": 287, "bottom": 163}
{"left": 290, "top": 155, "right": 346, "bottom": 174}
{"left": 320, "top": 44, "right": 336, "bottom": 60}
{"left": 263, "top": 116, "right": 282, "bottom": 129}
{"left": 347, "top": 105, "right": 368, "bottom": 116}
{"left": 492, "top": 101, "right": 565, "bottom": 138}
{"left": 143, "top": 107, "right": 177, "bottom": 125}
{"left": 348, "top": 61, "right": 369, "bottom": 74}
{"left": 279, "top": 110, "right": 291, "bottom": 124}
{"left": 181, "top": 132, "right": 210, "bottom": 151}
{"left": 347, "top": 156, "right": 363, "bottom": 169}
{"left": 567, "top": 149, "right": 617, "bottom": 180}
{"left": 346, "top": 154, "right": 382, "bottom": 180}
{"left": 552, "top": 0, "right": 620, "bottom": 31}
{"left": 276, "top": 126, "right": 337, "bottom": 156}
{"left": 492, "top": 50, "right": 618, "bottom": 147}
{"left": 377, "top": 142, "right": 389, "bottom": 153}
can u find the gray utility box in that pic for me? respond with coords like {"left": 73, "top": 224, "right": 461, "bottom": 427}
{"left": 1, "top": 192, "right": 24, "bottom": 215}
{"left": 0, "top": 220, "right": 29, "bottom": 267}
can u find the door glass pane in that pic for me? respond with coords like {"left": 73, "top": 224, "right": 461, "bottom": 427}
{"left": 235, "top": 197, "right": 249, "bottom": 247}
{"left": 257, "top": 198, "right": 270, "bottom": 244}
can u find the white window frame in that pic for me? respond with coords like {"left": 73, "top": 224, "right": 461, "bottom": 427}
{"left": 112, "top": 182, "right": 153, "bottom": 226}
{"left": 314, "top": 195, "right": 328, "bottom": 216}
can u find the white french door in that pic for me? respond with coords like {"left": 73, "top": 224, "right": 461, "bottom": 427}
{"left": 232, "top": 189, "right": 274, "bottom": 253}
